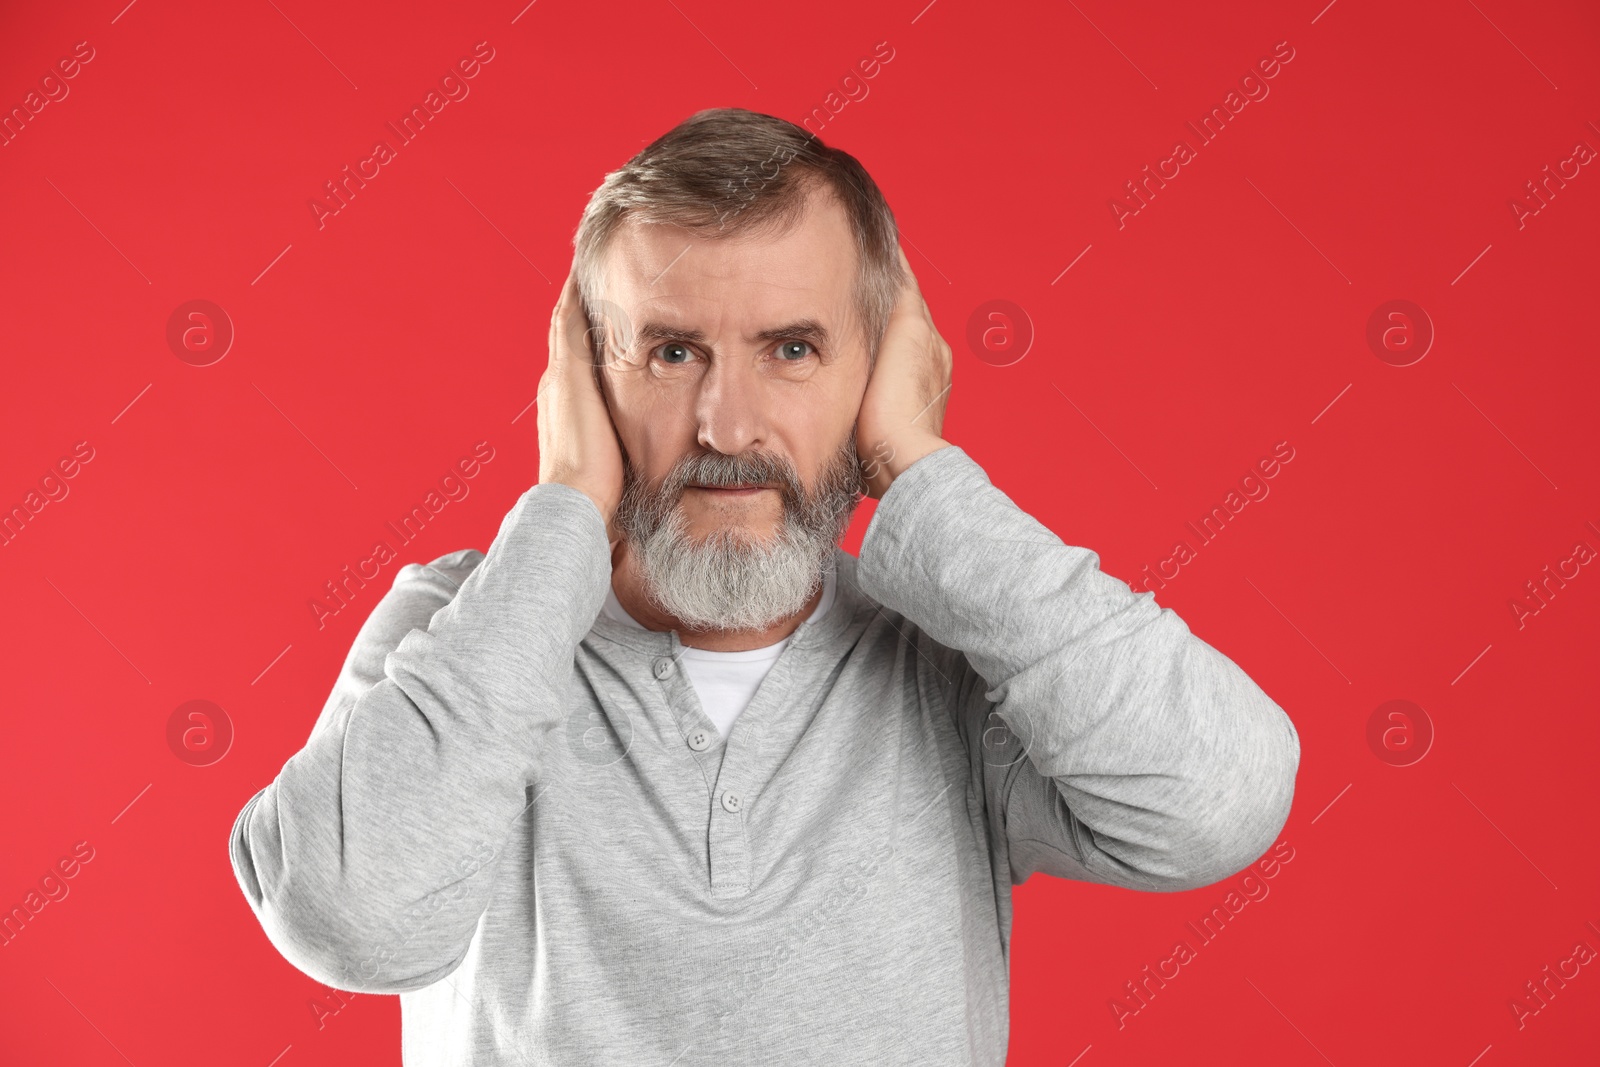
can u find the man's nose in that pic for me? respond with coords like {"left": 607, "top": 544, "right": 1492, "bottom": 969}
{"left": 693, "top": 356, "right": 772, "bottom": 456}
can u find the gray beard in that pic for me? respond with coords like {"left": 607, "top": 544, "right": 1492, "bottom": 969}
{"left": 613, "top": 437, "right": 865, "bottom": 633}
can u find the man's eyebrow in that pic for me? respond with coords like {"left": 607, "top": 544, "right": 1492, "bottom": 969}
{"left": 635, "top": 322, "right": 707, "bottom": 347}
{"left": 633, "top": 319, "right": 833, "bottom": 351}
{"left": 751, "top": 320, "right": 831, "bottom": 348}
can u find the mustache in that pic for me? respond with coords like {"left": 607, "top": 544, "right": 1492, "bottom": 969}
{"left": 614, "top": 439, "right": 866, "bottom": 543}
{"left": 657, "top": 449, "right": 805, "bottom": 501}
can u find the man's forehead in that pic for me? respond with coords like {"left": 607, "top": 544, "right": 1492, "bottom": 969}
{"left": 601, "top": 195, "right": 857, "bottom": 333}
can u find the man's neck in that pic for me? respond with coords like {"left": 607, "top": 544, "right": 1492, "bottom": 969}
{"left": 609, "top": 541, "right": 826, "bottom": 652}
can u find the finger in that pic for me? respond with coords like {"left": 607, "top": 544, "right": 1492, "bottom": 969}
{"left": 888, "top": 258, "right": 921, "bottom": 317}
{"left": 550, "top": 263, "right": 578, "bottom": 330}
{"left": 891, "top": 244, "right": 937, "bottom": 325}
{"left": 546, "top": 265, "right": 578, "bottom": 372}
{"left": 896, "top": 243, "right": 927, "bottom": 300}
{"left": 552, "top": 267, "right": 607, "bottom": 374}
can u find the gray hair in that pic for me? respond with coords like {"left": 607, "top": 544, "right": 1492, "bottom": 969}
{"left": 572, "top": 107, "right": 903, "bottom": 366}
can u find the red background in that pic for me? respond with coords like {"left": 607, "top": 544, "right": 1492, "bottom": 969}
{"left": 2, "top": 0, "right": 1597, "bottom": 1063}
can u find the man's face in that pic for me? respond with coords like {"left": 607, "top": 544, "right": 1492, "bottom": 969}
{"left": 597, "top": 186, "right": 870, "bottom": 542}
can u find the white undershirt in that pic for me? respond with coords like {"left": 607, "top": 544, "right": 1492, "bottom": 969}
{"left": 600, "top": 568, "right": 836, "bottom": 739}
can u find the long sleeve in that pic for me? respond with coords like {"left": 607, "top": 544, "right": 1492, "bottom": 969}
{"left": 855, "top": 445, "right": 1300, "bottom": 893}
{"left": 228, "top": 482, "right": 611, "bottom": 992}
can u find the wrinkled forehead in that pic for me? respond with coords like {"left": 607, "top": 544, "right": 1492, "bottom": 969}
{"left": 598, "top": 193, "right": 861, "bottom": 350}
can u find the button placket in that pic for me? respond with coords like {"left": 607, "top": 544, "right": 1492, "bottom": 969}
{"left": 703, "top": 642, "right": 815, "bottom": 899}
{"left": 657, "top": 652, "right": 718, "bottom": 756}
{"left": 706, "top": 698, "right": 774, "bottom": 898}
{"left": 707, "top": 767, "right": 752, "bottom": 898}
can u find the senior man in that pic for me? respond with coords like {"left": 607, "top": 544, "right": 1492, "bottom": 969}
{"left": 230, "top": 107, "right": 1300, "bottom": 1065}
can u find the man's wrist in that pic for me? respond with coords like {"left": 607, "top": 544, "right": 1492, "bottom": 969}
{"left": 861, "top": 430, "right": 951, "bottom": 498}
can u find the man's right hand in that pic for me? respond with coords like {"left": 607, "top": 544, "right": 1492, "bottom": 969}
{"left": 536, "top": 267, "right": 626, "bottom": 546}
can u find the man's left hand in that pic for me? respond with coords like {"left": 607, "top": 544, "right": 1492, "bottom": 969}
{"left": 855, "top": 245, "right": 954, "bottom": 499}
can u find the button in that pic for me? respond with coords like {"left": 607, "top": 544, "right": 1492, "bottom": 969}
{"left": 687, "top": 729, "right": 712, "bottom": 751}
{"left": 720, "top": 790, "right": 742, "bottom": 813}
{"left": 652, "top": 657, "right": 675, "bottom": 679}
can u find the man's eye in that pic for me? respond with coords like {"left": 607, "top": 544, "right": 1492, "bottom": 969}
{"left": 654, "top": 343, "right": 694, "bottom": 365}
{"left": 776, "top": 341, "right": 815, "bottom": 361}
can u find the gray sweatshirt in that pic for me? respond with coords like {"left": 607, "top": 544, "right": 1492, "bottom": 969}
{"left": 229, "top": 444, "right": 1300, "bottom": 1065}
